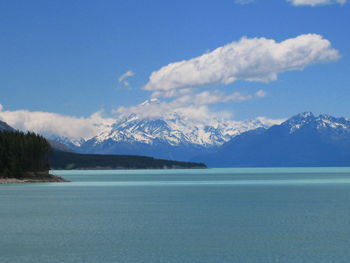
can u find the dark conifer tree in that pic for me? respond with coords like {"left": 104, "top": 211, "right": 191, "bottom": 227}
{"left": 0, "top": 131, "right": 52, "bottom": 178}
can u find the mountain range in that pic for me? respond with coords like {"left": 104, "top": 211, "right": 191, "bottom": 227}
{"left": 193, "top": 112, "right": 350, "bottom": 167}
{"left": 0, "top": 120, "right": 206, "bottom": 170}
{"left": 49, "top": 99, "right": 277, "bottom": 161}
{"left": 55, "top": 110, "right": 350, "bottom": 167}
{"left": 3, "top": 109, "right": 350, "bottom": 167}
{"left": 77, "top": 114, "right": 274, "bottom": 161}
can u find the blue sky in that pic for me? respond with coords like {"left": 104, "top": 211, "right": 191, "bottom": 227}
{"left": 0, "top": 0, "right": 349, "bottom": 135}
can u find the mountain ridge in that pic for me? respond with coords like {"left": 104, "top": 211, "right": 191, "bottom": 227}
{"left": 0, "top": 120, "right": 15, "bottom": 132}
{"left": 193, "top": 112, "right": 350, "bottom": 167}
{"left": 50, "top": 99, "right": 278, "bottom": 161}
{"left": 76, "top": 114, "right": 274, "bottom": 161}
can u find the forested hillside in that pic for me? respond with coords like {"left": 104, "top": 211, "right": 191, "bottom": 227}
{"left": 50, "top": 150, "right": 207, "bottom": 170}
{"left": 0, "top": 131, "right": 51, "bottom": 178}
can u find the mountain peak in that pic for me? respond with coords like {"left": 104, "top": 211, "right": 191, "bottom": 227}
{"left": 293, "top": 111, "right": 314, "bottom": 119}
{"left": 197, "top": 112, "right": 350, "bottom": 167}
{"left": 283, "top": 112, "right": 350, "bottom": 134}
{"left": 88, "top": 110, "right": 273, "bottom": 151}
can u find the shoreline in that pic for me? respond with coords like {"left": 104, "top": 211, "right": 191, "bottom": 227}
{"left": 0, "top": 171, "right": 70, "bottom": 184}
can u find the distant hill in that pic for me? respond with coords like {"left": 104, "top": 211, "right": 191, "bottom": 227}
{"left": 0, "top": 120, "right": 14, "bottom": 132}
{"left": 194, "top": 112, "right": 350, "bottom": 167}
{"left": 47, "top": 139, "right": 75, "bottom": 153}
{"left": 50, "top": 150, "right": 207, "bottom": 170}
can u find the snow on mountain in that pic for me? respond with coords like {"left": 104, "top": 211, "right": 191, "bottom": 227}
{"left": 46, "top": 135, "right": 86, "bottom": 150}
{"left": 283, "top": 112, "right": 350, "bottom": 135}
{"left": 47, "top": 109, "right": 350, "bottom": 158}
{"left": 195, "top": 112, "right": 350, "bottom": 167}
{"left": 46, "top": 100, "right": 284, "bottom": 159}
{"left": 90, "top": 99, "right": 274, "bottom": 148}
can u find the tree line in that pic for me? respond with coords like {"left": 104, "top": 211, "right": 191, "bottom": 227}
{"left": 0, "top": 131, "right": 51, "bottom": 178}
{"left": 50, "top": 150, "right": 206, "bottom": 170}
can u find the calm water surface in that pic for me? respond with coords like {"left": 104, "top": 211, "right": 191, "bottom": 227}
{"left": 1, "top": 168, "right": 350, "bottom": 262}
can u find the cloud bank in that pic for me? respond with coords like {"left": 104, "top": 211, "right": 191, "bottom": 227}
{"left": 0, "top": 106, "right": 114, "bottom": 140}
{"left": 235, "top": 0, "right": 346, "bottom": 5}
{"left": 144, "top": 34, "right": 339, "bottom": 94}
{"left": 288, "top": 0, "right": 346, "bottom": 6}
{"left": 234, "top": 0, "right": 256, "bottom": 4}
{"left": 115, "top": 89, "right": 266, "bottom": 120}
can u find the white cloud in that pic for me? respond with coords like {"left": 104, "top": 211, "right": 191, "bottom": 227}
{"left": 0, "top": 91, "right": 275, "bottom": 141}
{"left": 175, "top": 90, "right": 251, "bottom": 105}
{"left": 150, "top": 88, "right": 192, "bottom": 99}
{"left": 4, "top": 34, "right": 337, "bottom": 139}
{"left": 235, "top": 0, "right": 256, "bottom": 4}
{"left": 118, "top": 70, "right": 135, "bottom": 82}
{"left": 118, "top": 70, "right": 135, "bottom": 88}
{"left": 115, "top": 100, "right": 231, "bottom": 121}
{"left": 144, "top": 34, "right": 339, "bottom": 92}
{"left": 288, "top": 0, "right": 346, "bottom": 6}
{"left": 235, "top": 0, "right": 347, "bottom": 5}
{"left": 0, "top": 106, "right": 114, "bottom": 140}
{"left": 255, "top": 89, "right": 267, "bottom": 98}
{"left": 115, "top": 88, "right": 265, "bottom": 121}
{"left": 255, "top": 116, "right": 286, "bottom": 126}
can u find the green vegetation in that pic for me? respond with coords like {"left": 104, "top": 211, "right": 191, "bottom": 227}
{"left": 50, "top": 150, "right": 207, "bottom": 170}
{"left": 0, "top": 131, "right": 51, "bottom": 178}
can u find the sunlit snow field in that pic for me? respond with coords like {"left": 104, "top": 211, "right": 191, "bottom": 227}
{"left": 1, "top": 168, "right": 350, "bottom": 262}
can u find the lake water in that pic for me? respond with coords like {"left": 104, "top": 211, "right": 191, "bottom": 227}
{"left": 1, "top": 168, "right": 350, "bottom": 262}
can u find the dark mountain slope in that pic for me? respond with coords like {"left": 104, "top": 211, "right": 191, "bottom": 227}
{"left": 0, "top": 120, "right": 15, "bottom": 132}
{"left": 194, "top": 112, "right": 350, "bottom": 167}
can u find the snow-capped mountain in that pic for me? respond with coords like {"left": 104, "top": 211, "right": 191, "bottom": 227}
{"left": 47, "top": 109, "right": 350, "bottom": 164}
{"left": 43, "top": 99, "right": 284, "bottom": 160}
{"left": 283, "top": 112, "right": 350, "bottom": 136}
{"left": 195, "top": 112, "right": 350, "bottom": 167}
{"left": 71, "top": 99, "right": 277, "bottom": 160}
{"left": 91, "top": 112, "right": 271, "bottom": 147}
{"left": 46, "top": 135, "right": 86, "bottom": 150}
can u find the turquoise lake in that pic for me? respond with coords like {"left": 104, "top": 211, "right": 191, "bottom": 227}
{"left": 1, "top": 168, "right": 350, "bottom": 262}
